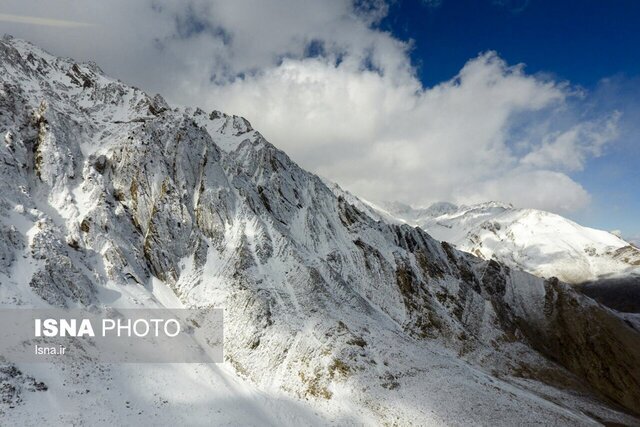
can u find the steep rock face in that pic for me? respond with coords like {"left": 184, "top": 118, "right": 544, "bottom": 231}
{"left": 0, "top": 36, "right": 639, "bottom": 425}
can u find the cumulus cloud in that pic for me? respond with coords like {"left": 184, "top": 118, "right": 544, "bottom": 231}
{"left": 458, "top": 170, "right": 591, "bottom": 213}
{"left": 520, "top": 112, "right": 620, "bottom": 172}
{"left": 210, "top": 51, "right": 607, "bottom": 212}
{"left": 0, "top": 0, "right": 621, "bottom": 213}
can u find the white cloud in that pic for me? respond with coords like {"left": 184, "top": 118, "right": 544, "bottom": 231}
{"left": 458, "top": 170, "right": 591, "bottom": 213}
{"left": 520, "top": 112, "right": 620, "bottom": 172}
{"left": 0, "top": 0, "right": 620, "bottom": 214}
{"left": 0, "top": 13, "right": 92, "bottom": 28}
{"left": 208, "top": 51, "right": 600, "bottom": 212}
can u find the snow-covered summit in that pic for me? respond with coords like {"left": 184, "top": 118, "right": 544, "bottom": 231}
{"left": 374, "top": 200, "right": 640, "bottom": 283}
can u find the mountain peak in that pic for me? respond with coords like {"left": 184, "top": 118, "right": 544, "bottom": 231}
{"left": 374, "top": 198, "right": 638, "bottom": 283}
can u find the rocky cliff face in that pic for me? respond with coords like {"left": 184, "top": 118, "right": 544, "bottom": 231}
{"left": 1, "top": 36, "right": 639, "bottom": 425}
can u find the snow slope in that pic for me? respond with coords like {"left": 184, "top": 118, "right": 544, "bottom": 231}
{"left": 1, "top": 36, "right": 639, "bottom": 425}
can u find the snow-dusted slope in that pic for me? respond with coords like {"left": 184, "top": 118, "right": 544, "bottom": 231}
{"left": 1, "top": 36, "right": 640, "bottom": 425}
{"left": 368, "top": 200, "right": 640, "bottom": 284}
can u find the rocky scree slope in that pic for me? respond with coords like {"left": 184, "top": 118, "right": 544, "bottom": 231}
{"left": 0, "top": 36, "right": 639, "bottom": 425}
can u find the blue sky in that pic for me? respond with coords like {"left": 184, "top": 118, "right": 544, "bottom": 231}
{"left": 381, "top": 0, "right": 640, "bottom": 236}
{"left": 0, "top": 0, "right": 638, "bottom": 237}
{"left": 382, "top": 0, "right": 640, "bottom": 88}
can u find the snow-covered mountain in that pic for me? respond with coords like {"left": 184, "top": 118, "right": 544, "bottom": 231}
{"left": 355, "top": 198, "right": 640, "bottom": 284}
{"left": 1, "top": 36, "right": 640, "bottom": 425}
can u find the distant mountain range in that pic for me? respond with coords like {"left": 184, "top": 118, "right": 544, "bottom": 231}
{"left": 358, "top": 198, "right": 639, "bottom": 284}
